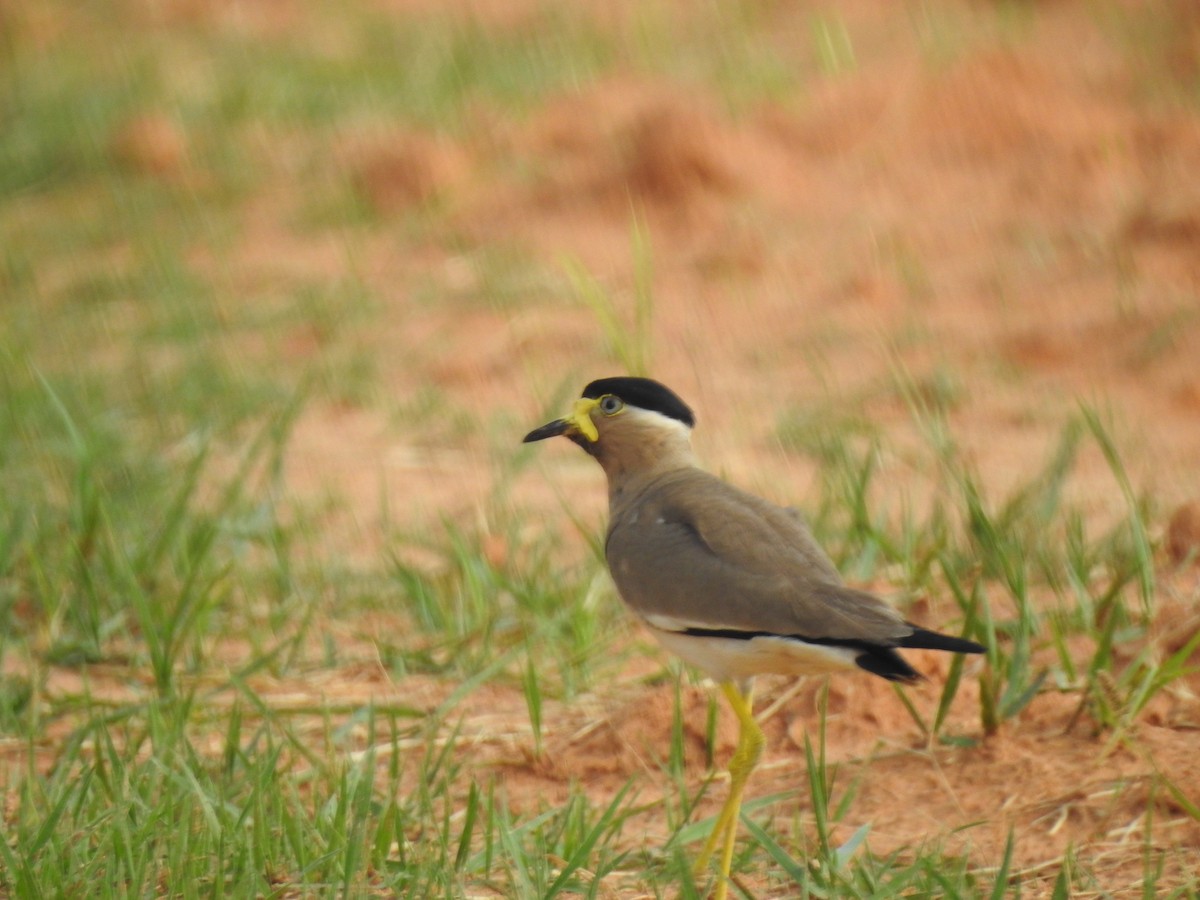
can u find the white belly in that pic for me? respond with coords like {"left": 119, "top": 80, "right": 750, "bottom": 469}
{"left": 646, "top": 624, "right": 859, "bottom": 684}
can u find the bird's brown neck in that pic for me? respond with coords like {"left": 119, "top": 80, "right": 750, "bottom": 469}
{"left": 595, "top": 428, "right": 698, "bottom": 507}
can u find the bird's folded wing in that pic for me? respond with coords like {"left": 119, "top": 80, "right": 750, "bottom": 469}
{"left": 606, "top": 478, "right": 909, "bottom": 645}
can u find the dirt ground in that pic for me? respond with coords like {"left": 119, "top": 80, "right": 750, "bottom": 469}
{"left": 282, "top": 0, "right": 1200, "bottom": 538}
{"left": 231, "top": 0, "right": 1200, "bottom": 892}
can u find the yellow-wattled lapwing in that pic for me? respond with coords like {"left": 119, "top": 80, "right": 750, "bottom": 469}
{"left": 524, "top": 376, "right": 983, "bottom": 898}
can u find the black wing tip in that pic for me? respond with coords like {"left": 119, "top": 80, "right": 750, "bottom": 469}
{"left": 674, "top": 625, "right": 979, "bottom": 685}
{"left": 900, "top": 626, "right": 986, "bottom": 655}
{"left": 856, "top": 625, "right": 983, "bottom": 684}
{"left": 844, "top": 623, "right": 984, "bottom": 683}
{"left": 854, "top": 648, "right": 924, "bottom": 684}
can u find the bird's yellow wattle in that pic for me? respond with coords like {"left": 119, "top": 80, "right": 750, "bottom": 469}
{"left": 569, "top": 397, "right": 600, "bottom": 442}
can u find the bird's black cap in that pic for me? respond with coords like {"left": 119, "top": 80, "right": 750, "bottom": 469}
{"left": 582, "top": 377, "right": 695, "bottom": 428}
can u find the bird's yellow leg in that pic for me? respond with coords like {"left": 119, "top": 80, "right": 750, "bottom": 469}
{"left": 694, "top": 682, "right": 764, "bottom": 898}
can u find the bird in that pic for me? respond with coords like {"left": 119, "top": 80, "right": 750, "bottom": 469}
{"left": 523, "top": 376, "right": 984, "bottom": 899}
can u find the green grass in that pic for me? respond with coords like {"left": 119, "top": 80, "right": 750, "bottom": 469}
{"left": 3, "top": 1, "right": 1199, "bottom": 896}
{"left": 10, "top": 340, "right": 1189, "bottom": 894}
{"left": 778, "top": 367, "right": 1181, "bottom": 742}
{"left": 562, "top": 216, "right": 657, "bottom": 376}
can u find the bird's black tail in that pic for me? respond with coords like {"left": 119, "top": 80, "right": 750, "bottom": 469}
{"left": 844, "top": 624, "right": 984, "bottom": 684}
{"left": 899, "top": 626, "right": 985, "bottom": 655}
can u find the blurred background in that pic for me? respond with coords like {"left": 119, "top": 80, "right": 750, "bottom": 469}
{"left": 3, "top": 0, "right": 1200, "bottom": 894}
{"left": 5, "top": 0, "right": 1199, "bottom": 546}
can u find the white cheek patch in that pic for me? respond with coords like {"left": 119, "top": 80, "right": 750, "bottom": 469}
{"left": 623, "top": 406, "right": 695, "bottom": 440}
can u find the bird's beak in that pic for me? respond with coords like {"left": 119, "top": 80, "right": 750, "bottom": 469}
{"left": 523, "top": 397, "right": 600, "bottom": 444}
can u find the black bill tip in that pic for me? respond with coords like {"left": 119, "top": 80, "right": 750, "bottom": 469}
{"left": 522, "top": 419, "right": 570, "bottom": 443}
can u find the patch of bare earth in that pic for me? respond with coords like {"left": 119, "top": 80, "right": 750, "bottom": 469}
{"left": 42, "top": 0, "right": 1196, "bottom": 890}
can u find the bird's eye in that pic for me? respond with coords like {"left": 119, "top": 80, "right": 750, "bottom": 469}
{"left": 599, "top": 395, "right": 623, "bottom": 415}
